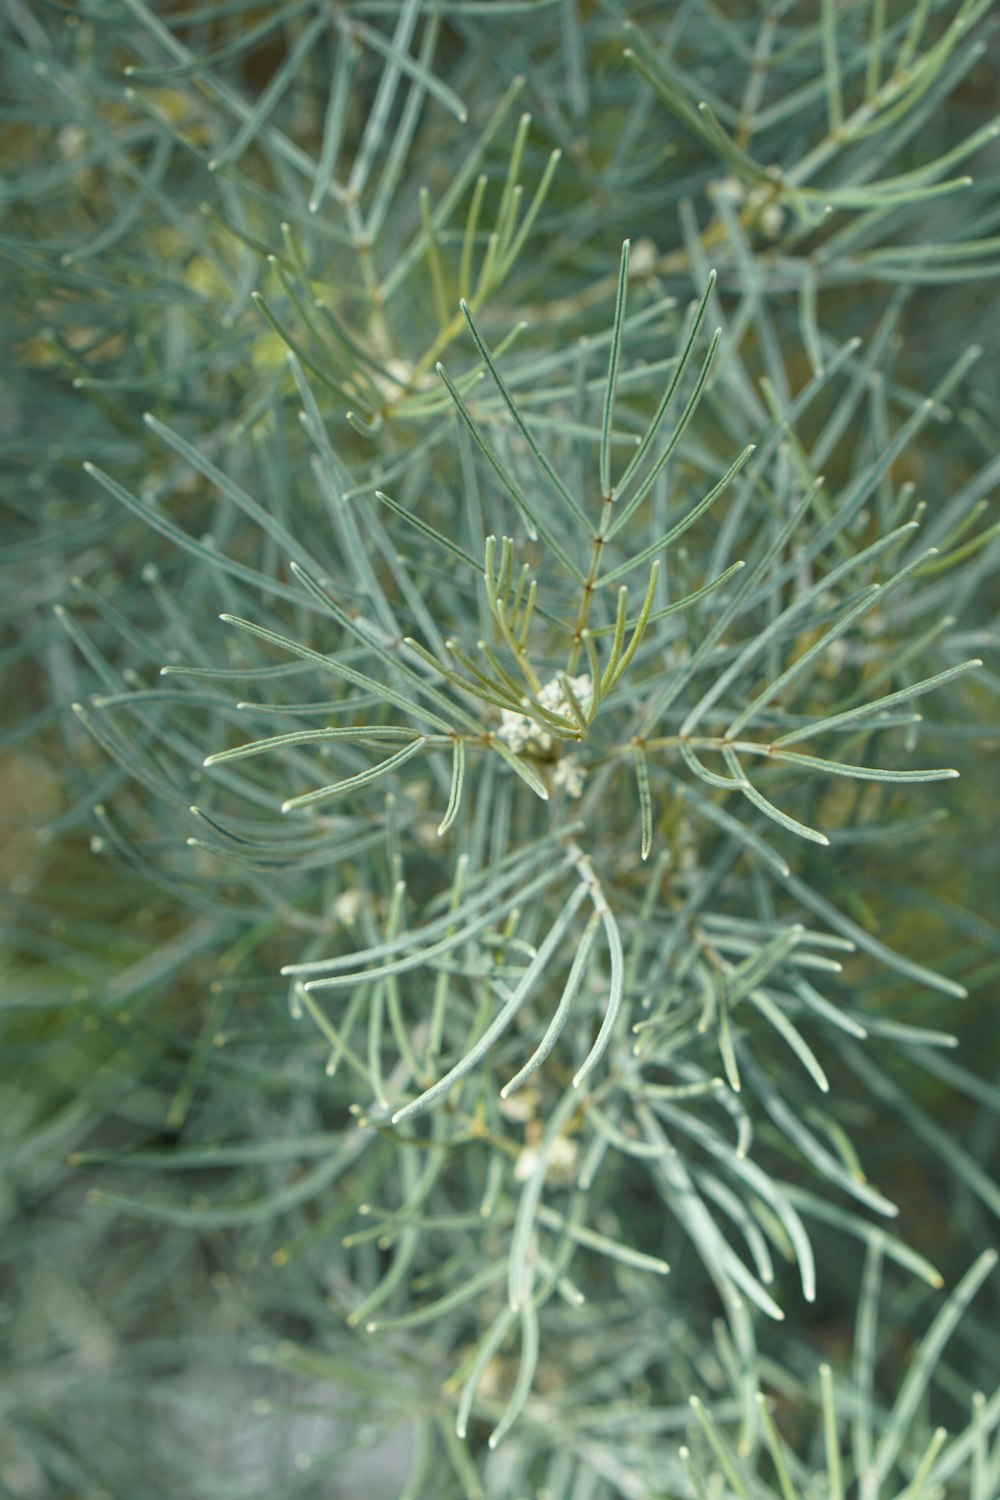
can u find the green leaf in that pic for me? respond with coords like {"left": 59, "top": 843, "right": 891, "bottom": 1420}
{"left": 280, "top": 737, "right": 428, "bottom": 813}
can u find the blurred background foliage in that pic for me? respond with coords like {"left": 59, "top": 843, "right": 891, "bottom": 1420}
{"left": 1, "top": 1, "right": 999, "bottom": 1497}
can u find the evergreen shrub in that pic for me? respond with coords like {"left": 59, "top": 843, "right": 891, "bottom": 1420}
{"left": 2, "top": 2, "right": 999, "bottom": 1496}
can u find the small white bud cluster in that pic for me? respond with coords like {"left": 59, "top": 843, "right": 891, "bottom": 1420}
{"left": 369, "top": 359, "right": 434, "bottom": 403}
{"left": 333, "top": 889, "right": 362, "bottom": 925}
{"left": 514, "top": 1135, "right": 579, "bottom": 1183}
{"left": 629, "top": 237, "right": 658, "bottom": 275}
{"left": 57, "top": 125, "right": 87, "bottom": 159}
{"left": 496, "top": 674, "right": 594, "bottom": 754}
{"left": 551, "top": 754, "right": 586, "bottom": 799}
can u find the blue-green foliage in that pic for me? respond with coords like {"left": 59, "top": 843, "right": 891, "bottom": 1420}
{"left": 1, "top": 2, "right": 999, "bottom": 1496}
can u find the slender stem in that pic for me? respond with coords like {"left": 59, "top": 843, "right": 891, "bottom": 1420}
{"left": 566, "top": 498, "right": 614, "bottom": 676}
{"left": 347, "top": 198, "right": 393, "bottom": 364}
